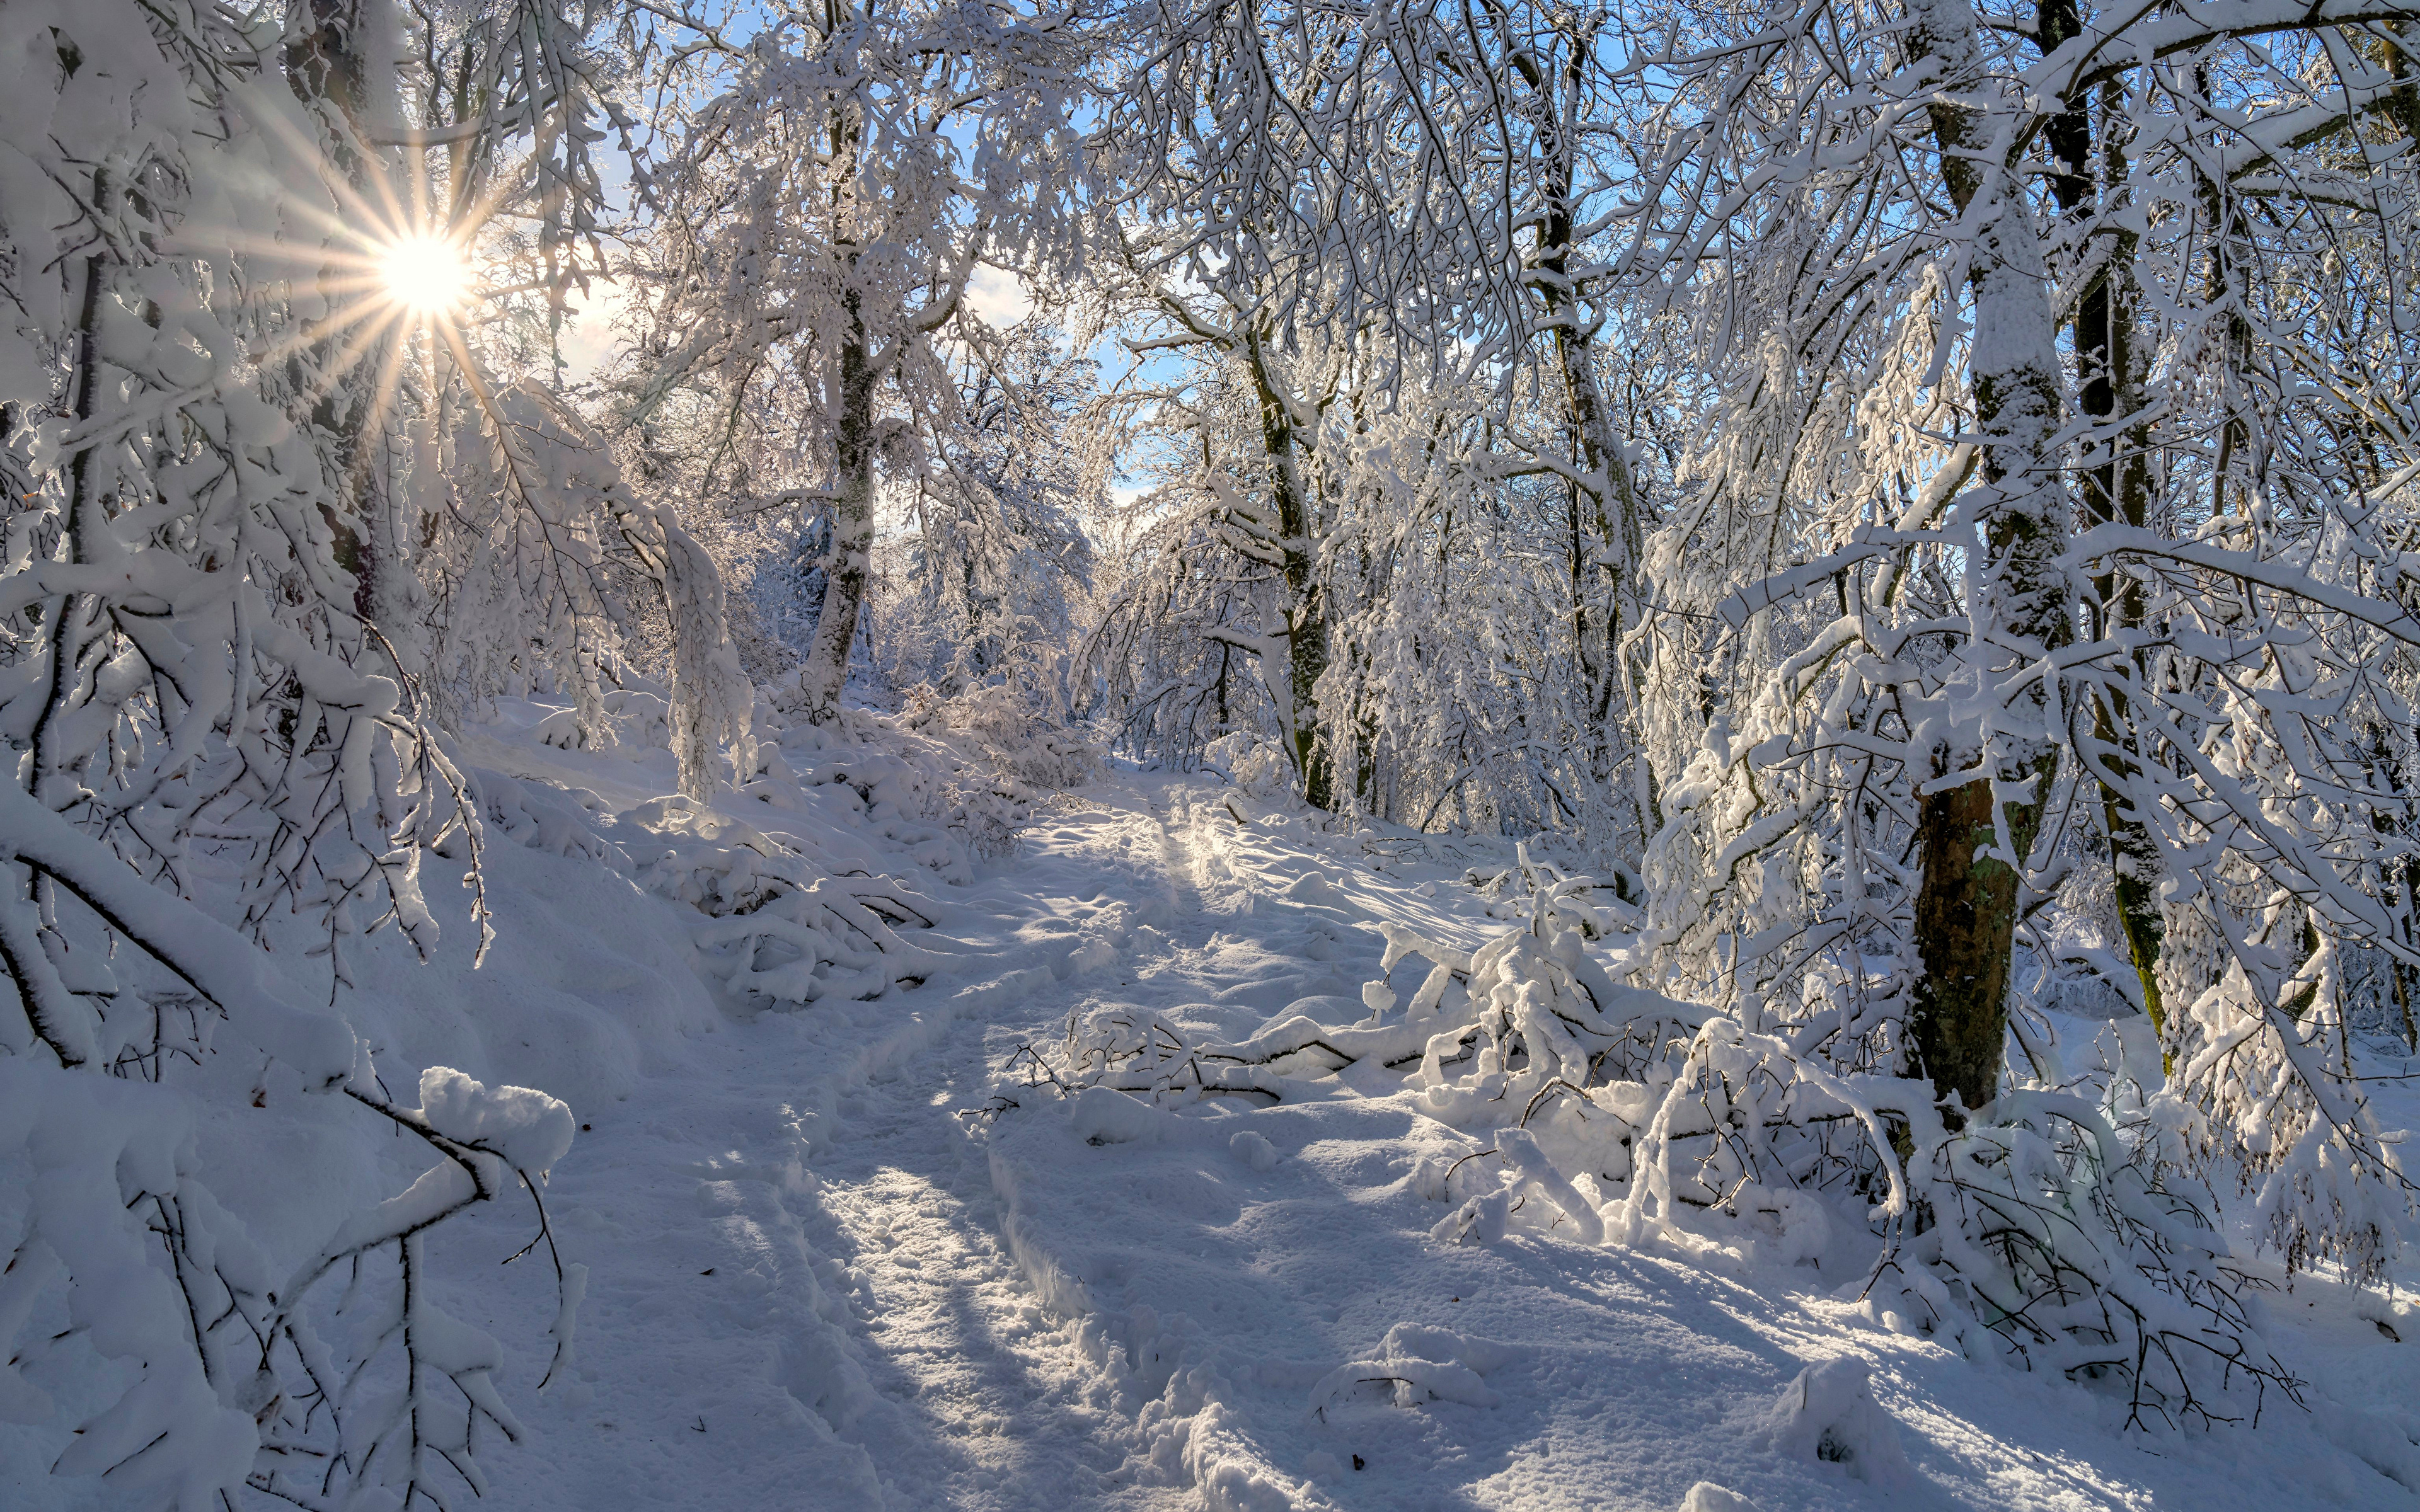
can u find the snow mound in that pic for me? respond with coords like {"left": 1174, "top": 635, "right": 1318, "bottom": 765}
{"left": 417, "top": 1066, "right": 578, "bottom": 1174}
{"left": 1766, "top": 1356, "right": 1911, "bottom": 1484}
{"left": 1308, "top": 1323, "right": 1518, "bottom": 1416}
{"left": 1071, "top": 1084, "right": 1176, "bottom": 1145}
{"left": 1230, "top": 1129, "right": 1280, "bottom": 1170}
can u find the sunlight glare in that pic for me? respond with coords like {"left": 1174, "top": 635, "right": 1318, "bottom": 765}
{"left": 379, "top": 233, "right": 472, "bottom": 316}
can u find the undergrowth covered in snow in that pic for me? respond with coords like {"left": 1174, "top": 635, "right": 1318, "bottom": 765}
{"left": 1005, "top": 823, "right": 2390, "bottom": 1465}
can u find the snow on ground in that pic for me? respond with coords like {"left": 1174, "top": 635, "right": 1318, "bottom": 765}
{"left": 981, "top": 789, "right": 2420, "bottom": 1512}
{"left": 8, "top": 705, "right": 2420, "bottom": 1511}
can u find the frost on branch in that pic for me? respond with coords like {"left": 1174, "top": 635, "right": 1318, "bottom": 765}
{"left": 419, "top": 381, "right": 756, "bottom": 803}
{"left": 2165, "top": 915, "right": 2413, "bottom": 1289}
{"left": 243, "top": 1068, "right": 581, "bottom": 1512}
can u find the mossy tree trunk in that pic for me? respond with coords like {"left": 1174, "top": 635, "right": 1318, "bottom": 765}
{"left": 1904, "top": 0, "right": 2075, "bottom": 1120}
{"left": 2036, "top": 0, "right": 2168, "bottom": 1051}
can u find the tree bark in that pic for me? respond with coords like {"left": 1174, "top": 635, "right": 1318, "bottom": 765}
{"left": 1242, "top": 326, "right": 1334, "bottom": 809}
{"left": 2037, "top": 3, "right": 2169, "bottom": 1048}
{"left": 794, "top": 79, "right": 877, "bottom": 723}
{"left": 1904, "top": 0, "right": 2074, "bottom": 1120}
{"left": 1911, "top": 776, "right": 2022, "bottom": 1114}
{"left": 285, "top": 0, "right": 384, "bottom": 626}
{"left": 1502, "top": 11, "right": 1655, "bottom": 848}
{"left": 796, "top": 292, "right": 877, "bottom": 719}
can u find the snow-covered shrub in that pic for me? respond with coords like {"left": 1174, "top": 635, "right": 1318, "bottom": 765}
{"left": 2165, "top": 925, "right": 2412, "bottom": 1289}
{"left": 902, "top": 680, "right": 1106, "bottom": 793}
{"left": 1305, "top": 1324, "right": 1511, "bottom": 1417}
{"left": 613, "top": 777, "right": 947, "bottom": 1009}
{"left": 764, "top": 710, "right": 1034, "bottom": 874}
{"left": 1606, "top": 1019, "right": 2302, "bottom": 1424}
{"left": 688, "top": 868, "right": 943, "bottom": 1010}
{"left": 607, "top": 705, "right": 1057, "bottom": 1014}
{"left": 1765, "top": 1358, "right": 1911, "bottom": 1484}
{"left": 1203, "top": 732, "right": 1296, "bottom": 801}
{"left": 1885, "top": 1095, "right": 2296, "bottom": 1428}
{"left": 245, "top": 1067, "right": 581, "bottom": 1510}
{"left": 418, "top": 382, "right": 757, "bottom": 801}
{"left": 0, "top": 809, "right": 586, "bottom": 1507}
{"left": 468, "top": 767, "right": 623, "bottom": 866}
{"left": 1030, "top": 845, "right": 2303, "bottom": 1426}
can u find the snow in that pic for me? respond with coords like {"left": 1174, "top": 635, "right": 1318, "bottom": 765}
{"left": 9, "top": 707, "right": 2420, "bottom": 1511}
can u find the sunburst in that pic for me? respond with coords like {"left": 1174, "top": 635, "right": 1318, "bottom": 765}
{"left": 377, "top": 232, "right": 475, "bottom": 316}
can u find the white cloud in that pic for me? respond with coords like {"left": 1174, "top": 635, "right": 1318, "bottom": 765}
{"left": 964, "top": 263, "right": 1033, "bottom": 328}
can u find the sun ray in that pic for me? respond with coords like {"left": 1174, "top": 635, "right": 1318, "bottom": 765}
{"left": 362, "top": 306, "right": 417, "bottom": 448}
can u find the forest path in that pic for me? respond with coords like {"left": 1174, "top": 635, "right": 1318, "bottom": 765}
{"left": 470, "top": 782, "right": 1202, "bottom": 1512}
{"left": 797, "top": 778, "right": 1419, "bottom": 1509}
{"left": 800, "top": 788, "right": 1201, "bottom": 1511}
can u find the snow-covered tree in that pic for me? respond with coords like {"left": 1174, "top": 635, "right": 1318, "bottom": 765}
{"left": 1615, "top": 0, "right": 2420, "bottom": 1282}
{"left": 0, "top": 3, "right": 654, "bottom": 1503}
{"left": 870, "top": 320, "right": 1104, "bottom": 716}
{"left": 608, "top": 0, "right": 1098, "bottom": 721}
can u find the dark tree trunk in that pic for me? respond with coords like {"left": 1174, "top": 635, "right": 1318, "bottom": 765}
{"left": 1904, "top": 0, "right": 2075, "bottom": 1121}
{"left": 1506, "top": 15, "right": 1654, "bottom": 849}
{"left": 1910, "top": 777, "right": 2021, "bottom": 1114}
{"left": 2038, "top": 1, "right": 2169, "bottom": 1048}
{"left": 1243, "top": 328, "right": 1334, "bottom": 810}
{"left": 286, "top": 0, "right": 383, "bottom": 626}
{"left": 797, "top": 292, "right": 877, "bottom": 719}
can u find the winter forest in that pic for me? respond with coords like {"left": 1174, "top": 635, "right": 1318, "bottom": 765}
{"left": 11, "top": 0, "right": 2420, "bottom": 1508}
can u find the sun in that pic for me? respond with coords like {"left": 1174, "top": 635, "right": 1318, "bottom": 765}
{"left": 379, "top": 233, "right": 473, "bottom": 316}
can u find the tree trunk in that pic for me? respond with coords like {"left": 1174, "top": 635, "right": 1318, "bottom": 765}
{"left": 1512, "top": 19, "right": 1655, "bottom": 849}
{"left": 796, "top": 292, "right": 877, "bottom": 719}
{"left": 1911, "top": 776, "right": 2021, "bottom": 1114}
{"left": 2097, "top": 98, "right": 2170, "bottom": 1055}
{"left": 2371, "top": 21, "right": 2420, "bottom": 149}
{"left": 286, "top": 0, "right": 384, "bottom": 626}
{"left": 1242, "top": 326, "right": 1334, "bottom": 809}
{"left": 2038, "top": 3, "right": 2169, "bottom": 1049}
{"left": 1905, "top": 0, "right": 2074, "bottom": 1120}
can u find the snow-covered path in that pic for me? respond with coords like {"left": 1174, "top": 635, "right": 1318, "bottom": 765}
{"left": 456, "top": 788, "right": 1201, "bottom": 1512}
{"left": 805, "top": 1009, "right": 1146, "bottom": 1508}
{"left": 804, "top": 799, "right": 1188, "bottom": 1506}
